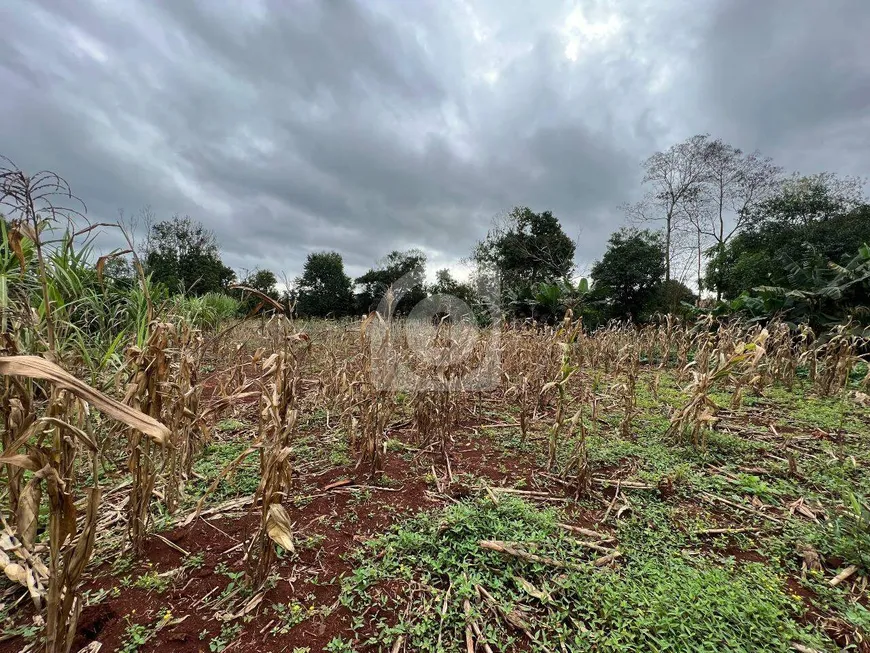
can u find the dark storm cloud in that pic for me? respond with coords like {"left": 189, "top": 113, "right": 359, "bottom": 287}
{"left": 694, "top": 0, "right": 870, "bottom": 174}
{"left": 1, "top": 0, "right": 867, "bottom": 281}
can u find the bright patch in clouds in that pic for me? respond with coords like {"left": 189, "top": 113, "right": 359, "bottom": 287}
{"left": 70, "top": 27, "right": 108, "bottom": 63}
{"left": 562, "top": 7, "right": 623, "bottom": 61}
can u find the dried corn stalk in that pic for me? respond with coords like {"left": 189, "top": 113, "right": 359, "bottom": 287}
{"left": 123, "top": 322, "right": 172, "bottom": 556}
{"left": 542, "top": 315, "right": 582, "bottom": 470}
{"left": 614, "top": 340, "right": 640, "bottom": 440}
{"left": 813, "top": 324, "right": 862, "bottom": 397}
{"left": 0, "top": 367, "right": 33, "bottom": 522}
{"left": 0, "top": 356, "right": 168, "bottom": 653}
{"left": 730, "top": 328, "right": 768, "bottom": 408}
{"left": 563, "top": 406, "right": 591, "bottom": 499}
{"left": 667, "top": 336, "right": 764, "bottom": 450}
{"left": 246, "top": 330, "right": 309, "bottom": 585}
{"left": 355, "top": 310, "right": 398, "bottom": 480}
{"left": 164, "top": 322, "right": 206, "bottom": 512}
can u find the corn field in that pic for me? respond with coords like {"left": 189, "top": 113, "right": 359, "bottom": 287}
{"left": 2, "top": 162, "right": 869, "bottom": 652}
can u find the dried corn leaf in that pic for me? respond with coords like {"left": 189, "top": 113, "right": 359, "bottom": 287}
{"left": 218, "top": 591, "right": 266, "bottom": 621}
{"left": 698, "top": 409, "right": 718, "bottom": 423}
{"left": 228, "top": 284, "right": 285, "bottom": 313}
{"left": 0, "top": 453, "right": 40, "bottom": 471}
{"left": 67, "top": 487, "right": 102, "bottom": 583}
{"left": 513, "top": 575, "right": 550, "bottom": 602}
{"left": 95, "top": 249, "right": 132, "bottom": 284}
{"left": 25, "top": 566, "right": 44, "bottom": 609}
{"left": 40, "top": 416, "right": 97, "bottom": 451}
{"left": 0, "top": 532, "right": 19, "bottom": 551}
{"left": 4, "top": 562, "right": 26, "bottom": 584}
{"left": 788, "top": 498, "right": 819, "bottom": 522}
{"left": 265, "top": 504, "right": 295, "bottom": 553}
{"left": 17, "top": 474, "right": 42, "bottom": 550}
{"left": 46, "top": 468, "right": 78, "bottom": 547}
{"left": 0, "top": 355, "right": 169, "bottom": 444}
{"left": 6, "top": 220, "right": 27, "bottom": 272}
{"left": 0, "top": 528, "right": 47, "bottom": 609}
{"left": 797, "top": 543, "right": 823, "bottom": 573}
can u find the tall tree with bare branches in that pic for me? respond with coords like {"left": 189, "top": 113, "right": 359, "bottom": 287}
{"left": 628, "top": 134, "right": 711, "bottom": 286}
{"left": 679, "top": 185, "right": 711, "bottom": 303}
{"left": 701, "top": 141, "right": 781, "bottom": 299}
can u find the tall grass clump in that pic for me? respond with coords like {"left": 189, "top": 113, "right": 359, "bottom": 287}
{"left": 170, "top": 291, "right": 241, "bottom": 330}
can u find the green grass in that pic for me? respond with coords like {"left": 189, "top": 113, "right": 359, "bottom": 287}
{"left": 791, "top": 394, "right": 867, "bottom": 432}
{"left": 202, "top": 621, "right": 243, "bottom": 653}
{"left": 270, "top": 602, "right": 320, "bottom": 635}
{"left": 119, "top": 621, "right": 151, "bottom": 653}
{"left": 16, "top": 361, "right": 867, "bottom": 652}
{"left": 123, "top": 569, "right": 171, "bottom": 593}
{"left": 215, "top": 418, "right": 248, "bottom": 433}
{"left": 338, "top": 496, "right": 830, "bottom": 652}
{"left": 190, "top": 441, "right": 260, "bottom": 503}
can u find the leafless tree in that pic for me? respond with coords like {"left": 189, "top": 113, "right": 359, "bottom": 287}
{"left": 700, "top": 141, "right": 782, "bottom": 299}
{"left": 631, "top": 134, "right": 712, "bottom": 284}
{"left": 679, "top": 186, "right": 712, "bottom": 302}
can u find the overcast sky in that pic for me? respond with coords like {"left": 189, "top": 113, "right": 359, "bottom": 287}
{"left": 2, "top": 0, "right": 868, "bottom": 283}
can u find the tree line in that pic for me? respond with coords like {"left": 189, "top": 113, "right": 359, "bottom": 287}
{"left": 95, "top": 134, "right": 869, "bottom": 331}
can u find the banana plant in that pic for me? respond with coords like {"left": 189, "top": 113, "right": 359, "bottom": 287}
{"left": 732, "top": 243, "right": 870, "bottom": 333}
{"left": 530, "top": 277, "right": 591, "bottom": 322}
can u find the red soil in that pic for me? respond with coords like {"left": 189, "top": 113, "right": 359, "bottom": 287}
{"left": 0, "top": 422, "right": 556, "bottom": 653}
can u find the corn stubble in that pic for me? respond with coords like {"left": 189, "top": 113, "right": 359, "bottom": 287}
{"left": 247, "top": 329, "right": 309, "bottom": 585}
{"left": 3, "top": 313, "right": 867, "bottom": 651}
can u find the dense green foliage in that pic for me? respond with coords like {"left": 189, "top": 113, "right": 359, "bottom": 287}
{"left": 708, "top": 192, "right": 870, "bottom": 300}
{"left": 294, "top": 251, "right": 355, "bottom": 318}
{"left": 590, "top": 229, "right": 667, "bottom": 321}
{"left": 698, "top": 173, "right": 870, "bottom": 331}
{"left": 171, "top": 292, "right": 242, "bottom": 330}
{"left": 473, "top": 206, "right": 576, "bottom": 318}
{"left": 428, "top": 268, "right": 476, "bottom": 308}
{"left": 0, "top": 220, "right": 163, "bottom": 384}
{"left": 342, "top": 497, "right": 823, "bottom": 653}
{"left": 725, "top": 243, "right": 870, "bottom": 331}
{"left": 355, "top": 249, "right": 427, "bottom": 315}
{"left": 144, "top": 215, "right": 235, "bottom": 296}
{"left": 474, "top": 207, "right": 576, "bottom": 288}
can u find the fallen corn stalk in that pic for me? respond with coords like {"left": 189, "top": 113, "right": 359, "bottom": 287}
{"left": 0, "top": 526, "right": 49, "bottom": 608}
{"left": 479, "top": 540, "right": 621, "bottom": 570}
{"left": 0, "top": 356, "right": 169, "bottom": 445}
{"left": 828, "top": 565, "right": 858, "bottom": 587}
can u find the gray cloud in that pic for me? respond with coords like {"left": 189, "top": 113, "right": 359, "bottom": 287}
{"left": 1, "top": 0, "right": 867, "bottom": 282}
{"left": 694, "top": 0, "right": 870, "bottom": 174}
